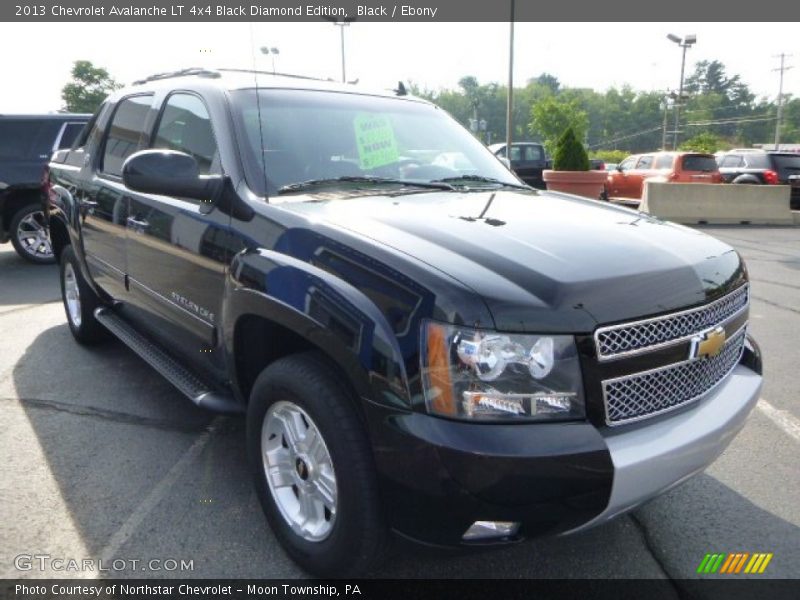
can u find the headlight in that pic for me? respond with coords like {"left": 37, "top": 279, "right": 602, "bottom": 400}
{"left": 420, "top": 322, "right": 585, "bottom": 422}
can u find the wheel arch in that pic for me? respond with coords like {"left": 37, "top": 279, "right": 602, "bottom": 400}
{"left": 732, "top": 174, "right": 761, "bottom": 184}
{"left": 223, "top": 250, "right": 411, "bottom": 413}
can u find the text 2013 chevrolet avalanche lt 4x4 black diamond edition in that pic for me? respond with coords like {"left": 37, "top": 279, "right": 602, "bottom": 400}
{"left": 46, "top": 68, "right": 763, "bottom": 576}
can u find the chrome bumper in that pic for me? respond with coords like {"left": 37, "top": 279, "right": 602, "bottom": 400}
{"left": 565, "top": 364, "right": 762, "bottom": 533}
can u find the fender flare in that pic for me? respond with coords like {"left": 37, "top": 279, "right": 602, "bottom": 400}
{"left": 222, "top": 248, "right": 411, "bottom": 410}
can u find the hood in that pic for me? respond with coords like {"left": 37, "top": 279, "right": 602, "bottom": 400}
{"left": 278, "top": 190, "right": 746, "bottom": 333}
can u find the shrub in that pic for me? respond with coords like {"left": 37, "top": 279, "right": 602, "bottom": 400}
{"left": 591, "top": 149, "right": 628, "bottom": 164}
{"left": 552, "top": 127, "right": 590, "bottom": 171}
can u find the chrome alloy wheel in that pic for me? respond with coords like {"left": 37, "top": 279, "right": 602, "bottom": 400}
{"left": 63, "top": 262, "right": 82, "bottom": 327}
{"left": 262, "top": 400, "right": 338, "bottom": 542}
{"left": 16, "top": 210, "right": 53, "bottom": 260}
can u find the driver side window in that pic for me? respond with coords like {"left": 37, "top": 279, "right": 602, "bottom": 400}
{"left": 153, "top": 93, "right": 220, "bottom": 176}
{"left": 619, "top": 157, "right": 637, "bottom": 171}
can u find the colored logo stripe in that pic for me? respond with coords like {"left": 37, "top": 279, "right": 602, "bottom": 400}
{"left": 697, "top": 552, "right": 773, "bottom": 574}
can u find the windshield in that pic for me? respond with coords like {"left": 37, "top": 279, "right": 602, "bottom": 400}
{"left": 230, "top": 89, "right": 520, "bottom": 196}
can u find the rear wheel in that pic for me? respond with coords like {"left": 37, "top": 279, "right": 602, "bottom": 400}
{"left": 246, "top": 353, "right": 387, "bottom": 576}
{"left": 59, "top": 245, "right": 107, "bottom": 344}
{"left": 10, "top": 204, "right": 55, "bottom": 264}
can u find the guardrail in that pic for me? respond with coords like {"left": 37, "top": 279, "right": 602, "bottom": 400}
{"left": 640, "top": 181, "right": 795, "bottom": 225}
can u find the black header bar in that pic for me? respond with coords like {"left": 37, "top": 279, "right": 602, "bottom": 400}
{"left": 3, "top": 0, "right": 799, "bottom": 22}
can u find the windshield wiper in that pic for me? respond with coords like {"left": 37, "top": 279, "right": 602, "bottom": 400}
{"left": 277, "top": 176, "right": 454, "bottom": 194}
{"left": 432, "top": 175, "right": 532, "bottom": 190}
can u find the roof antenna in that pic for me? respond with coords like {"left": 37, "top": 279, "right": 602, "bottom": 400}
{"left": 249, "top": 24, "right": 270, "bottom": 204}
{"left": 394, "top": 81, "right": 407, "bottom": 96}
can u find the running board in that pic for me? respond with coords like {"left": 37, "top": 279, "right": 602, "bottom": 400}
{"left": 94, "top": 307, "right": 243, "bottom": 414}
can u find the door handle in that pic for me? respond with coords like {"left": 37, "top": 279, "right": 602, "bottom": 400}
{"left": 80, "top": 199, "right": 98, "bottom": 208}
{"left": 126, "top": 217, "right": 150, "bottom": 229}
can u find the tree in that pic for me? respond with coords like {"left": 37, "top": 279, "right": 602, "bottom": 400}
{"left": 61, "top": 60, "right": 120, "bottom": 113}
{"left": 552, "top": 127, "right": 590, "bottom": 171}
{"left": 529, "top": 96, "right": 588, "bottom": 155}
{"left": 679, "top": 132, "right": 726, "bottom": 154}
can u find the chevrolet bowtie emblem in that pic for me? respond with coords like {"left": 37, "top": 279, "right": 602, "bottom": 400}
{"left": 690, "top": 326, "right": 727, "bottom": 360}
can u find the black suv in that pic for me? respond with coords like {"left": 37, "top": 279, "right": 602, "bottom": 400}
{"left": 717, "top": 149, "right": 800, "bottom": 209}
{"left": 47, "top": 69, "right": 762, "bottom": 576}
{"left": 488, "top": 141, "right": 549, "bottom": 188}
{"left": 1, "top": 113, "right": 89, "bottom": 262}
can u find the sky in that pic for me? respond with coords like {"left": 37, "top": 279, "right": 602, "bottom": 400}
{"left": 0, "top": 21, "right": 796, "bottom": 113}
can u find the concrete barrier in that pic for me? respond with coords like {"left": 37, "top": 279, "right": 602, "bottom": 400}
{"left": 640, "top": 182, "right": 794, "bottom": 225}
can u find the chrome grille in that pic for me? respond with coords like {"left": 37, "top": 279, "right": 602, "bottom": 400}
{"left": 595, "top": 285, "right": 749, "bottom": 360}
{"left": 602, "top": 327, "right": 747, "bottom": 426}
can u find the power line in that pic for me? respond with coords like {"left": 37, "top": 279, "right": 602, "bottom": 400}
{"left": 684, "top": 115, "right": 776, "bottom": 126}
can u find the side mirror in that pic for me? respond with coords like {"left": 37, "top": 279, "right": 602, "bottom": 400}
{"left": 122, "top": 149, "right": 222, "bottom": 202}
{"left": 616, "top": 164, "right": 624, "bottom": 172}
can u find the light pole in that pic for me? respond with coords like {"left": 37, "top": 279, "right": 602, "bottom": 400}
{"left": 667, "top": 33, "right": 696, "bottom": 150}
{"left": 260, "top": 46, "right": 280, "bottom": 73}
{"left": 325, "top": 17, "right": 356, "bottom": 83}
{"left": 505, "top": 0, "right": 515, "bottom": 156}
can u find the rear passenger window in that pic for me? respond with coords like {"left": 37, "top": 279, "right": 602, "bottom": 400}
{"left": 655, "top": 154, "right": 675, "bottom": 169}
{"left": 637, "top": 155, "right": 654, "bottom": 169}
{"left": 102, "top": 95, "right": 153, "bottom": 176}
{"left": 524, "top": 145, "right": 544, "bottom": 161}
{"left": 58, "top": 123, "right": 86, "bottom": 149}
{"left": 720, "top": 155, "right": 743, "bottom": 168}
{"left": 153, "top": 94, "right": 219, "bottom": 175}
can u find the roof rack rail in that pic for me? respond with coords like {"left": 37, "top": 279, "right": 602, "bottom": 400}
{"left": 215, "top": 68, "right": 336, "bottom": 83}
{"left": 132, "top": 68, "right": 221, "bottom": 85}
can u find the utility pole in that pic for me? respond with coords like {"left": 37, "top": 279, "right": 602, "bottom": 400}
{"left": 505, "top": 0, "right": 515, "bottom": 155}
{"left": 773, "top": 53, "right": 793, "bottom": 150}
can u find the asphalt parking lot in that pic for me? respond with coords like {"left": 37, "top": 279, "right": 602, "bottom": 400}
{"left": 0, "top": 226, "right": 798, "bottom": 590}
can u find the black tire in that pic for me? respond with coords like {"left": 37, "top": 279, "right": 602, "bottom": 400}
{"left": 59, "top": 245, "right": 107, "bottom": 345}
{"left": 9, "top": 203, "right": 55, "bottom": 264}
{"left": 246, "top": 352, "right": 387, "bottom": 576}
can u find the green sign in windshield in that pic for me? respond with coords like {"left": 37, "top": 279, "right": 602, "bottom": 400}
{"left": 353, "top": 114, "right": 399, "bottom": 170}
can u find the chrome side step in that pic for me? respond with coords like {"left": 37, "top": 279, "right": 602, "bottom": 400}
{"left": 94, "top": 307, "right": 243, "bottom": 414}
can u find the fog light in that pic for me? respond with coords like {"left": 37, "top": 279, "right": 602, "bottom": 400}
{"left": 462, "top": 521, "right": 520, "bottom": 541}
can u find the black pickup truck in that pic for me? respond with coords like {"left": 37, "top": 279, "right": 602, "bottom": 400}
{"left": 46, "top": 69, "right": 763, "bottom": 576}
{"left": 0, "top": 113, "right": 89, "bottom": 262}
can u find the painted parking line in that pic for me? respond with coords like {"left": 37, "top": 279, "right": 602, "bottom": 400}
{"left": 87, "top": 416, "right": 225, "bottom": 577}
{"left": 757, "top": 399, "right": 800, "bottom": 443}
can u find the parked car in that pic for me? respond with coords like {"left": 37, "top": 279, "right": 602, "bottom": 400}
{"left": 47, "top": 68, "right": 762, "bottom": 576}
{"left": 488, "top": 141, "right": 547, "bottom": 188}
{"left": 589, "top": 159, "right": 606, "bottom": 170}
{"left": 717, "top": 150, "right": 800, "bottom": 209}
{"left": 605, "top": 152, "right": 723, "bottom": 201}
{"left": 0, "top": 113, "right": 90, "bottom": 263}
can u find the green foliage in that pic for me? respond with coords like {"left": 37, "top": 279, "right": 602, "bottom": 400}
{"left": 530, "top": 96, "right": 588, "bottom": 156}
{"left": 416, "top": 61, "right": 788, "bottom": 153}
{"left": 679, "top": 132, "right": 727, "bottom": 154}
{"left": 553, "top": 127, "right": 590, "bottom": 171}
{"left": 61, "top": 60, "right": 120, "bottom": 113}
{"left": 591, "top": 149, "right": 628, "bottom": 164}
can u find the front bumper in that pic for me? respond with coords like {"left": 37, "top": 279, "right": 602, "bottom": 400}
{"left": 564, "top": 363, "right": 762, "bottom": 534}
{"left": 365, "top": 362, "right": 761, "bottom": 546}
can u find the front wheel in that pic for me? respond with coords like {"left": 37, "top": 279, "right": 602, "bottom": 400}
{"left": 246, "top": 353, "right": 387, "bottom": 576}
{"left": 10, "top": 204, "right": 55, "bottom": 264}
{"left": 59, "top": 245, "right": 107, "bottom": 344}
